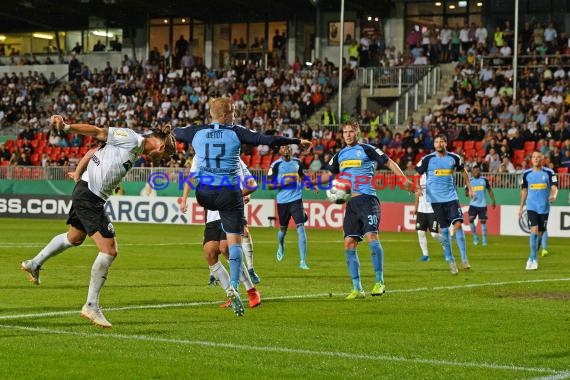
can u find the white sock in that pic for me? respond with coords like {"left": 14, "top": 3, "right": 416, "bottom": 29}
{"left": 209, "top": 261, "right": 232, "bottom": 295}
{"left": 242, "top": 235, "right": 254, "bottom": 270}
{"left": 33, "top": 233, "right": 73, "bottom": 266}
{"left": 417, "top": 230, "right": 429, "bottom": 256}
{"left": 431, "top": 232, "right": 442, "bottom": 242}
{"left": 86, "top": 252, "right": 115, "bottom": 307}
{"left": 240, "top": 262, "right": 254, "bottom": 291}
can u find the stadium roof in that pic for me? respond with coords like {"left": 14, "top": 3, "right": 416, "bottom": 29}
{"left": 1, "top": 0, "right": 394, "bottom": 31}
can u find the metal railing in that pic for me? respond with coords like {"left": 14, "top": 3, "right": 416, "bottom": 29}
{"left": 355, "top": 65, "right": 440, "bottom": 129}
{"left": 479, "top": 53, "right": 570, "bottom": 70}
{"left": 1, "top": 166, "right": 568, "bottom": 190}
{"left": 356, "top": 65, "right": 434, "bottom": 90}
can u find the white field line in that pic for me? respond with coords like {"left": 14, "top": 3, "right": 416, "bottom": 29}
{"left": 0, "top": 323, "right": 563, "bottom": 375}
{"left": 530, "top": 371, "right": 570, "bottom": 380}
{"left": 1, "top": 278, "right": 568, "bottom": 322}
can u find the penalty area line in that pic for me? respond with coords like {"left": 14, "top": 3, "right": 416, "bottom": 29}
{"left": 1, "top": 278, "right": 569, "bottom": 321}
{"left": 529, "top": 371, "right": 570, "bottom": 380}
{"left": 0, "top": 323, "right": 562, "bottom": 375}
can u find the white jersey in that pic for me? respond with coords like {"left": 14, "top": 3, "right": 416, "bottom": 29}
{"left": 197, "top": 158, "right": 252, "bottom": 224}
{"left": 417, "top": 173, "right": 434, "bottom": 214}
{"left": 81, "top": 127, "right": 144, "bottom": 200}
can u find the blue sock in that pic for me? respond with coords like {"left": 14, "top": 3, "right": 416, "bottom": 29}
{"left": 541, "top": 231, "right": 548, "bottom": 250}
{"left": 455, "top": 227, "right": 468, "bottom": 262}
{"left": 369, "top": 240, "right": 384, "bottom": 283}
{"left": 228, "top": 244, "right": 243, "bottom": 290}
{"left": 440, "top": 228, "right": 454, "bottom": 262}
{"left": 529, "top": 233, "right": 538, "bottom": 261}
{"left": 297, "top": 225, "right": 307, "bottom": 262}
{"left": 481, "top": 223, "right": 487, "bottom": 244}
{"left": 278, "top": 230, "right": 286, "bottom": 248}
{"left": 469, "top": 222, "right": 478, "bottom": 240}
{"left": 345, "top": 249, "right": 362, "bottom": 291}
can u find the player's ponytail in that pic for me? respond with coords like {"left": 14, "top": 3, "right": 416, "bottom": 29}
{"left": 152, "top": 123, "right": 177, "bottom": 156}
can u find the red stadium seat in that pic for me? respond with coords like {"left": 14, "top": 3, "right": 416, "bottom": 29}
{"left": 513, "top": 149, "right": 525, "bottom": 165}
{"left": 30, "top": 153, "right": 39, "bottom": 165}
{"left": 474, "top": 141, "right": 484, "bottom": 151}
{"left": 524, "top": 141, "right": 536, "bottom": 152}
{"left": 452, "top": 141, "right": 463, "bottom": 151}
{"left": 261, "top": 154, "right": 273, "bottom": 167}
{"left": 250, "top": 154, "right": 261, "bottom": 168}
{"left": 240, "top": 154, "right": 251, "bottom": 166}
{"left": 79, "top": 146, "right": 89, "bottom": 156}
{"left": 463, "top": 141, "right": 475, "bottom": 150}
{"left": 1, "top": 160, "right": 10, "bottom": 167}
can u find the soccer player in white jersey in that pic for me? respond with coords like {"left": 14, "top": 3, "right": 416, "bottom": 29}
{"left": 413, "top": 173, "right": 442, "bottom": 261}
{"left": 21, "top": 115, "right": 175, "bottom": 328}
{"left": 198, "top": 207, "right": 261, "bottom": 310}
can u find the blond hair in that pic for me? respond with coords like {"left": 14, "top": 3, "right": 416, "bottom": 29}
{"left": 209, "top": 97, "right": 233, "bottom": 121}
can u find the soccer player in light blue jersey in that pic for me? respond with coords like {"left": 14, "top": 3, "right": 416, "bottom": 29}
{"left": 415, "top": 134, "right": 474, "bottom": 275}
{"left": 321, "top": 120, "right": 413, "bottom": 299}
{"left": 267, "top": 145, "right": 310, "bottom": 270}
{"left": 174, "top": 98, "right": 311, "bottom": 315}
{"left": 519, "top": 151, "right": 558, "bottom": 270}
{"left": 466, "top": 165, "right": 496, "bottom": 246}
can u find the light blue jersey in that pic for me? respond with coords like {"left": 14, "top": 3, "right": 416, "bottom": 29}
{"left": 174, "top": 123, "right": 300, "bottom": 187}
{"left": 327, "top": 144, "right": 389, "bottom": 196}
{"left": 415, "top": 152, "right": 463, "bottom": 203}
{"left": 521, "top": 167, "right": 557, "bottom": 214}
{"left": 469, "top": 177, "right": 491, "bottom": 207}
{"left": 268, "top": 157, "right": 305, "bottom": 204}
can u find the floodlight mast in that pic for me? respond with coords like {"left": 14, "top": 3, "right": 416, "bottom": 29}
{"left": 338, "top": 0, "right": 345, "bottom": 124}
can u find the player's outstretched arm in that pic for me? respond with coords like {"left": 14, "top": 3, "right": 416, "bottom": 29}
{"left": 235, "top": 127, "right": 311, "bottom": 149}
{"left": 519, "top": 188, "right": 528, "bottom": 217}
{"left": 413, "top": 187, "right": 420, "bottom": 215}
{"left": 180, "top": 181, "right": 191, "bottom": 213}
{"left": 51, "top": 115, "right": 108, "bottom": 141}
{"left": 386, "top": 158, "right": 414, "bottom": 192}
{"left": 461, "top": 168, "right": 474, "bottom": 199}
{"left": 488, "top": 187, "right": 497, "bottom": 208}
{"left": 549, "top": 184, "right": 558, "bottom": 203}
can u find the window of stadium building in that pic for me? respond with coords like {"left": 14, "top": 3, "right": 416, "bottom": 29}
{"left": 0, "top": 32, "right": 66, "bottom": 58}
{"left": 149, "top": 18, "right": 204, "bottom": 64}
{"left": 88, "top": 29, "right": 122, "bottom": 52}
{"left": 405, "top": 1, "right": 482, "bottom": 28}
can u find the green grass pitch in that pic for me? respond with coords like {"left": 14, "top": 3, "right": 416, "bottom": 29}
{"left": 0, "top": 218, "right": 569, "bottom": 379}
